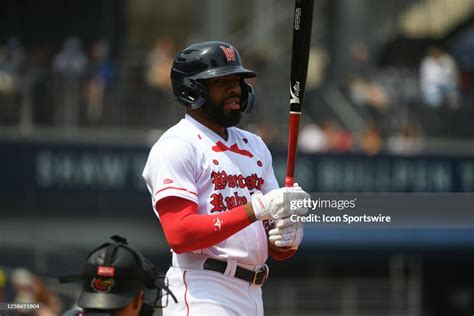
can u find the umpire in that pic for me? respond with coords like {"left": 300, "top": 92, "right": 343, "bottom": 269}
{"left": 60, "top": 235, "right": 176, "bottom": 316}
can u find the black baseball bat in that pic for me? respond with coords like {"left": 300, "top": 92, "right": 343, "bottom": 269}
{"left": 285, "top": 0, "right": 314, "bottom": 187}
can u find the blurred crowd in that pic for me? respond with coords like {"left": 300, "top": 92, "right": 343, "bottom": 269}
{"left": 0, "top": 36, "right": 117, "bottom": 127}
{"left": 0, "top": 36, "right": 472, "bottom": 155}
{"left": 0, "top": 36, "right": 183, "bottom": 129}
{"left": 298, "top": 42, "right": 473, "bottom": 156}
{"left": 0, "top": 267, "right": 61, "bottom": 316}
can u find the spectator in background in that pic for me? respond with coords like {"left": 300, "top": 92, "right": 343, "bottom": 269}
{"left": 420, "top": 46, "right": 459, "bottom": 110}
{"left": 299, "top": 121, "right": 352, "bottom": 153}
{"left": 349, "top": 76, "right": 388, "bottom": 127}
{"left": 347, "top": 42, "right": 389, "bottom": 127}
{"left": 359, "top": 122, "right": 383, "bottom": 155}
{"left": 53, "top": 37, "right": 88, "bottom": 78}
{"left": 387, "top": 124, "right": 422, "bottom": 155}
{"left": 0, "top": 37, "right": 25, "bottom": 125}
{"left": 145, "top": 38, "right": 174, "bottom": 91}
{"left": 85, "top": 40, "right": 115, "bottom": 124}
{"left": 11, "top": 268, "right": 36, "bottom": 312}
{"left": 143, "top": 37, "right": 176, "bottom": 126}
{"left": 32, "top": 277, "right": 62, "bottom": 316}
{"left": 0, "top": 267, "right": 6, "bottom": 302}
{"left": 299, "top": 123, "right": 329, "bottom": 153}
{"left": 52, "top": 36, "right": 89, "bottom": 128}
{"left": 322, "top": 120, "right": 352, "bottom": 153}
{"left": 11, "top": 268, "right": 61, "bottom": 316}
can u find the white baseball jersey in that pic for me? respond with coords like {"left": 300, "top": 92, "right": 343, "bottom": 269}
{"left": 143, "top": 114, "right": 279, "bottom": 267}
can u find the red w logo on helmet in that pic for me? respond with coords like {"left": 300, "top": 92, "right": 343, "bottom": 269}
{"left": 220, "top": 46, "right": 235, "bottom": 62}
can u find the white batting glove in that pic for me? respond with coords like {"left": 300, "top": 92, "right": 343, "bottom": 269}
{"left": 268, "top": 218, "right": 303, "bottom": 248}
{"left": 251, "top": 184, "right": 309, "bottom": 221}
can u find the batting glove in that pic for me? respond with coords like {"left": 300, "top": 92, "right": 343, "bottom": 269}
{"left": 251, "top": 183, "right": 309, "bottom": 221}
{"left": 268, "top": 219, "right": 303, "bottom": 248}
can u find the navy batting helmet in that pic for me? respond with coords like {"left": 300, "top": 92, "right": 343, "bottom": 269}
{"left": 170, "top": 41, "right": 256, "bottom": 112}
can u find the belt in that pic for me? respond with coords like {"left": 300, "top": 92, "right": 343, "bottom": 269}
{"left": 203, "top": 258, "right": 268, "bottom": 286}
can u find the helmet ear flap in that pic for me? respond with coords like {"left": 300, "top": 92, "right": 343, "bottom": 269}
{"left": 176, "top": 78, "right": 208, "bottom": 109}
{"left": 240, "top": 82, "right": 255, "bottom": 113}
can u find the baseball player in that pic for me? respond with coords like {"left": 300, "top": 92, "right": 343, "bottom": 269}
{"left": 60, "top": 235, "right": 176, "bottom": 316}
{"left": 142, "top": 41, "right": 309, "bottom": 316}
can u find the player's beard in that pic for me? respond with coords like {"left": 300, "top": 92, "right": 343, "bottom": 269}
{"left": 202, "top": 97, "right": 242, "bottom": 128}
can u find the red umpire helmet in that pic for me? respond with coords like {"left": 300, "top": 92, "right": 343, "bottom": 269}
{"left": 170, "top": 41, "right": 256, "bottom": 112}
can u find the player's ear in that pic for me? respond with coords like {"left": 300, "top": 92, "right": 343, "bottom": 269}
{"left": 133, "top": 290, "right": 145, "bottom": 309}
